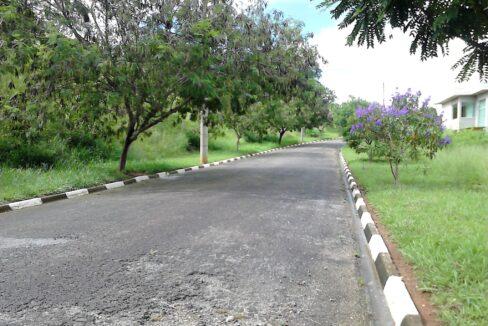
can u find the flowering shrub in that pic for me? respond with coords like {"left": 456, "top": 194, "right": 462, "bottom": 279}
{"left": 350, "top": 90, "right": 449, "bottom": 184}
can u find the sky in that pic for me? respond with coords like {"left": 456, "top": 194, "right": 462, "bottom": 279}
{"left": 257, "top": 0, "right": 488, "bottom": 104}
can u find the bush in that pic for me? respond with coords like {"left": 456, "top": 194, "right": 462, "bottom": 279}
{"left": 0, "top": 140, "right": 59, "bottom": 168}
{"left": 263, "top": 134, "right": 279, "bottom": 143}
{"left": 243, "top": 131, "right": 263, "bottom": 143}
{"left": 66, "top": 132, "right": 114, "bottom": 161}
{"left": 350, "top": 90, "right": 449, "bottom": 184}
{"left": 245, "top": 131, "right": 283, "bottom": 143}
{"left": 185, "top": 129, "right": 200, "bottom": 151}
{"left": 306, "top": 128, "right": 321, "bottom": 138}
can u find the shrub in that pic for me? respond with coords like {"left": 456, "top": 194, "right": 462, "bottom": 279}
{"left": 306, "top": 128, "right": 321, "bottom": 138}
{"left": 0, "top": 140, "right": 59, "bottom": 168}
{"left": 185, "top": 129, "right": 200, "bottom": 151}
{"left": 243, "top": 131, "right": 263, "bottom": 143}
{"left": 350, "top": 90, "right": 449, "bottom": 184}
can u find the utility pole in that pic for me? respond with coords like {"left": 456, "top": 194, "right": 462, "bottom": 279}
{"left": 200, "top": 106, "right": 208, "bottom": 164}
{"left": 382, "top": 81, "right": 385, "bottom": 106}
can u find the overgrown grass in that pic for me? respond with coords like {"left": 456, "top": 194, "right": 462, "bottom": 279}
{"left": 343, "top": 130, "right": 488, "bottom": 325}
{"left": 0, "top": 122, "right": 339, "bottom": 203}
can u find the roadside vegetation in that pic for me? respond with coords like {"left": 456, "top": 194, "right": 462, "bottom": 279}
{"left": 1, "top": 1, "right": 337, "bottom": 202}
{"left": 344, "top": 128, "right": 488, "bottom": 324}
{"left": 0, "top": 116, "right": 338, "bottom": 203}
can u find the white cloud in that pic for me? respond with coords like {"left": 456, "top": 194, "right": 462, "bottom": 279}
{"left": 313, "top": 26, "right": 488, "bottom": 104}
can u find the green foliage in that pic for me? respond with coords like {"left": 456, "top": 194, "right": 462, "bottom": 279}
{"left": 320, "top": 0, "right": 488, "bottom": 81}
{"left": 446, "top": 129, "right": 488, "bottom": 147}
{"left": 0, "top": 1, "right": 113, "bottom": 166}
{"left": 0, "top": 140, "right": 58, "bottom": 168}
{"left": 1, "top": 0, "right": 330, "bottom": 172}
{"left": 331, "top": 96, "right": 369, "bottom": 137}
{"left": 306, "top": 129, "right": 321, "bottom": 138}
{"left": 185, "top": 129, "right": 200, "bottom": 152}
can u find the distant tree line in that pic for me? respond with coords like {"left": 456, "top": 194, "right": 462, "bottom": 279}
{"left": 0, "top": 0, "right": 334, "bottom": 170}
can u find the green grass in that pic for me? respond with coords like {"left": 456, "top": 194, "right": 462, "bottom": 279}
{"left": 0, "top": 123, "right": 339, "bottom": 203}
{"left": 343, "top": 130, "right": 488, "bottom": 325}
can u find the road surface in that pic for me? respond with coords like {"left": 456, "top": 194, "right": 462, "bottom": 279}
{"left": 0, "top": 141, "right": 373, "bottom": 325}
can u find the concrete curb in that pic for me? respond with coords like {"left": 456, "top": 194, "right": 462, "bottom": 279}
{"left": 0, "top": 139, "right": 330, "bottom": 214}
{"left": 340, "top": 153, "right": 423, "bottom": 326}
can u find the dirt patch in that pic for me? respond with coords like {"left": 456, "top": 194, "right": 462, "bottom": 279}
{"left": 362, "top": 194, "right": 441, "bottom": 326}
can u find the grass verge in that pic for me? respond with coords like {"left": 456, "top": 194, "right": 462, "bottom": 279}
{"left": 343, "top": 130, "right": 488, "bottom": 325}
{"left": 0, "top": 126, "right": 339, "bottom": 203}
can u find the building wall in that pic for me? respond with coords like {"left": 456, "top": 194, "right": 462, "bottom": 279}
{"left": 439, "top": 94, "right": 488, "bottom": 130}
{"left": 441, "top": 99, "right": 460, "bottom": 130}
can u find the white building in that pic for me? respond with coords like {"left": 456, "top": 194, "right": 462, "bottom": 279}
{"left": 437, "top": 89, "right": 488, "bottom": 130}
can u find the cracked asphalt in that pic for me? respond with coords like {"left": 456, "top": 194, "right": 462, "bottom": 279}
{"left": 0, "top": 141, "right": 372, "bottom": 325}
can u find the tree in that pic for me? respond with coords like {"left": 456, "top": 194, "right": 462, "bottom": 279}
{"left": 331, "top": 96, "right": 369, "bottom": 137}
{"left": 295, "top": 80, "right": 336, "bottom": 131}
{"left": 222, "top": 94, "right": 251, "bottom": 151}
{"left": 350, "top": 90, "right": 449, "bottom": 184}
{"left": 35, "top": 0, "right": 241, "bottom": 170}
{"left": 11, "top": 0, "right": 327, "bottom": 170}
{"left": 0, "top": 1, "right": 110, "bottom": 150}
{"left": 319, "top": 0, "right": 488, "bottom": 81}
{"left": 263, "top": 100, "right": 299, "bottom": 144}
{"left": 222, "top": 2, "right": 326, "bottom": 148}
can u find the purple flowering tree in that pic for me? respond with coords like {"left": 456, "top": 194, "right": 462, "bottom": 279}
{"left": 350, "top": 90, "right": 449, "bottom": 185}
{"left": 348, "top": 103, "right": 384, "bottom": 161}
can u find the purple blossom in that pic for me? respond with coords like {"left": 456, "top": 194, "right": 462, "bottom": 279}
{"left": 439, "top": 136, "right": 451, "bottom": 146}
{"left": 398, "top": 107, "right": 409, "bottom": 116}
{"left": 350, "top": 122, "right": 364, "bottom": 134}
{"left": 355, "top": 107, "right": 368, "bottom": 118}
{"left": 375, "top": 119, "right": 382, "bottom": 126}
{"left": 382, "top": 105, "right": 409, "bottom": 117}
{"left": 356, "top": 103, "right": 380, "bottom": 118}
{"left": 421, "top": 97, "right": 431, "bottom": 108}
{"left": 355, "top": 107, "right": 371, "bottom": 118}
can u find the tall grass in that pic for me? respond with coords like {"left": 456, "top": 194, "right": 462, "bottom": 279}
{"left": 343, "top": 130, "right": 488, "bottom": 325}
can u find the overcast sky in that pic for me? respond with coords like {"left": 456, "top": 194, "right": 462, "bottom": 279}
{"left": 261, "top": 0, "right": 488, "bottom": 104}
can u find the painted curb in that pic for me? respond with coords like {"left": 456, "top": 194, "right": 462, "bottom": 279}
{"left": 340, "top": 152, "right": 423, "bottom": 326}
{"left": 0, "top": 139, "right": 332, "bottom": 214}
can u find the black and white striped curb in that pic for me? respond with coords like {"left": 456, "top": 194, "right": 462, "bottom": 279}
{"left": 340, "top": 153, "right": 422, "bottom": 326}
{"left": 0, "top": 139, "right": 329, "bottom": 214}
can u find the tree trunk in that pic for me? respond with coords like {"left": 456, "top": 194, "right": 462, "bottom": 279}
{"left": 236, "top": 136, "right": 241, "bottom": 151}
{"left": 388, "top": 160, "right": 400, "bottom": 185}
{"left": 278, "top": 128, "right": 286, "bottom": 145}
{"left": 367, "top": 140, "right": 373, "bottom": 161}
{"left": 300, "top": 127, "right": 305, "bottom": 143}
{"left": 119, "top": 134, "right": 133, "bottom": 171}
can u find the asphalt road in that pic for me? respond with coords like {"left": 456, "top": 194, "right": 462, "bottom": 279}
{"left": 0, "top": 141, "right": 373, "bottom": 325}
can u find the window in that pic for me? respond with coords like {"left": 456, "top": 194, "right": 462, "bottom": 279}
{"left": 452, "top": 105, "right": 458, "bottom": 119}
{"left": 461, "top": 101, "right": 474, "bottom": 117}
